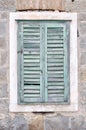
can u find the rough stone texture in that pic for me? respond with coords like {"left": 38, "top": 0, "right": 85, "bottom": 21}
{"left": 0, "top": 84, "right": 8, "bottom": 98}
{"left": 29, "top": 115, "right": 44, "bottom": 130}
{"left": 0, "top": 21, "right": 7, "bottom": 36}
{"left": 0, "top": 37, "right": 6, "bottom": 49}
{"left": 79, "top": 13, "right": 86, "bottom": 21}
{"left": 0, "top": 68, "right": 7, "bottom": 83}
{"left": 0, "top": 99, "right": 9, "bottom": 114}
{"left": 0, "top": 0, "right": 15, "bottom": 11}
{"left": 80, "top": 35, "right": 86, "bottom": 52}
{"left": 16, "top": 0, "right": 65, "bottom": 11}
{"left": 10, "top": 115, "right": 29, "bottom": 130}
{"left": 71, "top": 116, "right": 86, "bottom": 130}
{"left": 44, "top": 115, "right": 86, "bottom": 130}
{"left": 0, "top": 117, "right": 11, "bottom": 130}
{"left": 80, "top": 22, "right": 86, "bottom": 35}
{"left": 80, "top": 52, "right": 86, "bottom": 65}
{"left": 65, "top": 0, "right": 86, "bottom": 12}
{"left": 0, "top": 0, "right": 85, "bottom": 129}
{"left": 80, "top": 67, "right": 86, "bottom": 82}
{"left": 44, "top": 115, "right": 69, "bottom": 130}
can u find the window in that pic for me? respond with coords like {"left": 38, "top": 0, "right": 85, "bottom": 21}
{"left": 18, "top": 21, "right": 70, "bottom": 104}
{"left": 10, "top": 12, "right": 78, "bottom": 112}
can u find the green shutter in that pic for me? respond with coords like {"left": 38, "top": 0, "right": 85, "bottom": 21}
{"left": 45, "top": 22, "right": 70, "bottom": 103}
{"left": 17, "top": 21, "right": 70, "bottom": 104}
{"left": 18, "top": 21, "right": 44, "bottom": 103}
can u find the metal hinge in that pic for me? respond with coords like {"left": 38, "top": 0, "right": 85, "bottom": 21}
{"left": 77, "top": 29, "right": 79, "bottom": 37}
{"left": 17, "top": 49, "right": 23, "bottom": 54}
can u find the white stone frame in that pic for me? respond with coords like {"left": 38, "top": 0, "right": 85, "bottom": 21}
{"left": 9, "top": 12, "right": 78, "bottom": 112}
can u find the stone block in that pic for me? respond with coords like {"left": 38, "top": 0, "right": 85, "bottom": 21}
{"left": 0, "top": 0, "right": 15, "bottom": 11}
{"left": 29, "top": 115, "right": 44, "bottom": 130}
{"left": 71, "top": 116, "right": 86, "bottom": 130}
{"left": 0, "top": 117, "right": 11, "bottom": 130}
{"left": 0, "top": 84, "right": 8, "bottom": 98}
{"left": 80, "top": 91, "right": 86, "bottom": 103}
{"left": 45, "top": 115, "right": 86, "bottom": 130}
{"left": 80, "top": 36, "right": 86, "bottom": 45}
{"left": 0, "top": 21, "right": 7, "bottom": 36}
{"left": 44, "top": 115, "right": 69, "bottom": 130}
{"left": 0, "top": 99, "right": 9, "bottom": 113}
{"left": 78, "top": 13, "right": 86, "bottom": 21}
{"left": 79, "top": 83, "right": 86, "bottom": 90}
{"left": 0, "top": 51, "right": 8, "bottom": 66}
{"left": 80, "top": 52, "right": 86, "bottom": 65}
{"left": 10, "top": 115, "right": 29, "bottom": 130}
{"left": 0, "top": 36, "right": 6, "bottom": 49}
{"left": 0, "top": 68, "right": 7, "bottom": 83}
{"left": 16, "top": 0, "right": 65, "bottom": 11}
{"left": 1, "top": 12, "right": 9, "bottom": 19}
{"left": 80, "top": 67, "right": 86, "bottom": 82}
{"left": 80, "top": 22, "right": 86, "bottom": 35}
{"left": 80, "top": 35, "right": 86, "bottom": 51}
{"left": 65, "top": 0, "right": 86, "bottom": 12}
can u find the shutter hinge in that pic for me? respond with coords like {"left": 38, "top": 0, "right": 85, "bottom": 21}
{"left": 77, "top": 29, "right": 79, "bottom": 37}
{"left": 17, "top": 49, "right": 23, "bottom": 54}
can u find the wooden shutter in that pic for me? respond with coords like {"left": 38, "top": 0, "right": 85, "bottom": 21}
{"left": 18, "top": 21, "right": 70, "bottom": 104}
{"left": 18, "top": 21, "right": 43, "bottom": 103}
{"left": 45, "top": 22, "right": 70, "bottom": 103}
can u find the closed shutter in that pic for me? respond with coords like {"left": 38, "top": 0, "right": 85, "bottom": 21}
{"left": 18, "top": 21, "right": 70, "bottom": 104}
{"left": 45, "top": 22, "right": 70, "bottom": 103}
{"left": 18, "top": 21, "right": 43, "bottom": 103}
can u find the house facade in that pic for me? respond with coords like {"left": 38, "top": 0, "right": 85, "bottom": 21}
{"left": 0, "top": 0, "right": 86, "bottom": 129}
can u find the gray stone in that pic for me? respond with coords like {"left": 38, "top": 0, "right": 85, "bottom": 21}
{"left": 44, "top": 115, "right": 69, "bottom": 130}
{"left": 0, "top": 84, "right": 8, "bottom": 98}
{"left": 80, "top": 36, "right": 86, "bottom": 45}
{"left": 80, "top": 22, "right": 86, "bottom": 35}
{"left": 1, "top": 12, "right": 9, "bottom": 19}
{"left": 0, "top": 99, "right": 9, "bottom": 113}
{"left": 0, "top": 117, "right": 11, "bottom": 130}
{"left": 0, "top": 0, "right": 15, "bottom": 11}
{"left": 80, "top": 91, "right": 86, "bottom": 103}
{"left": 0, "top": 22, "right": 7, "bottom": 36}
{"left": 79, "top": 83, "right": 86, "bottom": 90}
{"left": 80, "top": 35, "right": 86, "bottom": 51}
{"left": 80, "top": 52, "right": 86, "bottom": 65}
{"left": 80, "top": 67, "right": 86, "bottom": 82}
{"left": 71, "top": 116, "right": 85, "bottom": 130}
{"left": 0, "top": 68, "right": 7, "bottom": 83}
{"left": 80, "top": 44, "right": 86, "bottom": 52}
{"left": 79, "top": 13, "right": 86, "bottom": 21}
{"left": 0, "top": 37, "right": 6, "bottom": 49}
{"left": 65, "top": 0, "right": 86, "bottom": 12}
{"left": 0, "top": 51, "right": 8, "bottom": 66}
{"left": 10, "top": 115, "right": 29, "bottom": 130}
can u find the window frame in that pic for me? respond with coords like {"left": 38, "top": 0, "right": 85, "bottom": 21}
{"left": 10, "top": 12, "right": 78, "bottom": 112}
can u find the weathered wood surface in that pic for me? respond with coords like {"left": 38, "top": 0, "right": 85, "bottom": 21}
{"left": 16, "top": 0, "right": 65, "bottom": 11}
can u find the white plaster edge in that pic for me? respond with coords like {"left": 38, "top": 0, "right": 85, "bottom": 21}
{"left": 9, "top": 12, "right": 78, "bottom": 112}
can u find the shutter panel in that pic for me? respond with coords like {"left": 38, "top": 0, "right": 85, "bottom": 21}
{"left": 18, "top": 21, "right": 43, "bottom": 103}
{"left": 18, "top": 21, "right": 70, "bottom": 104}
{"left": 46, "top": 23, "right": 70, "bottom": 103}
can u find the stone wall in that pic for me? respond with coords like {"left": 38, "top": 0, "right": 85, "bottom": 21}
{"left": 16, "top": 0, "right": 65, "bottom": 11}
{"left": 0, "top": 0, "right": 86, "bottom": 130}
